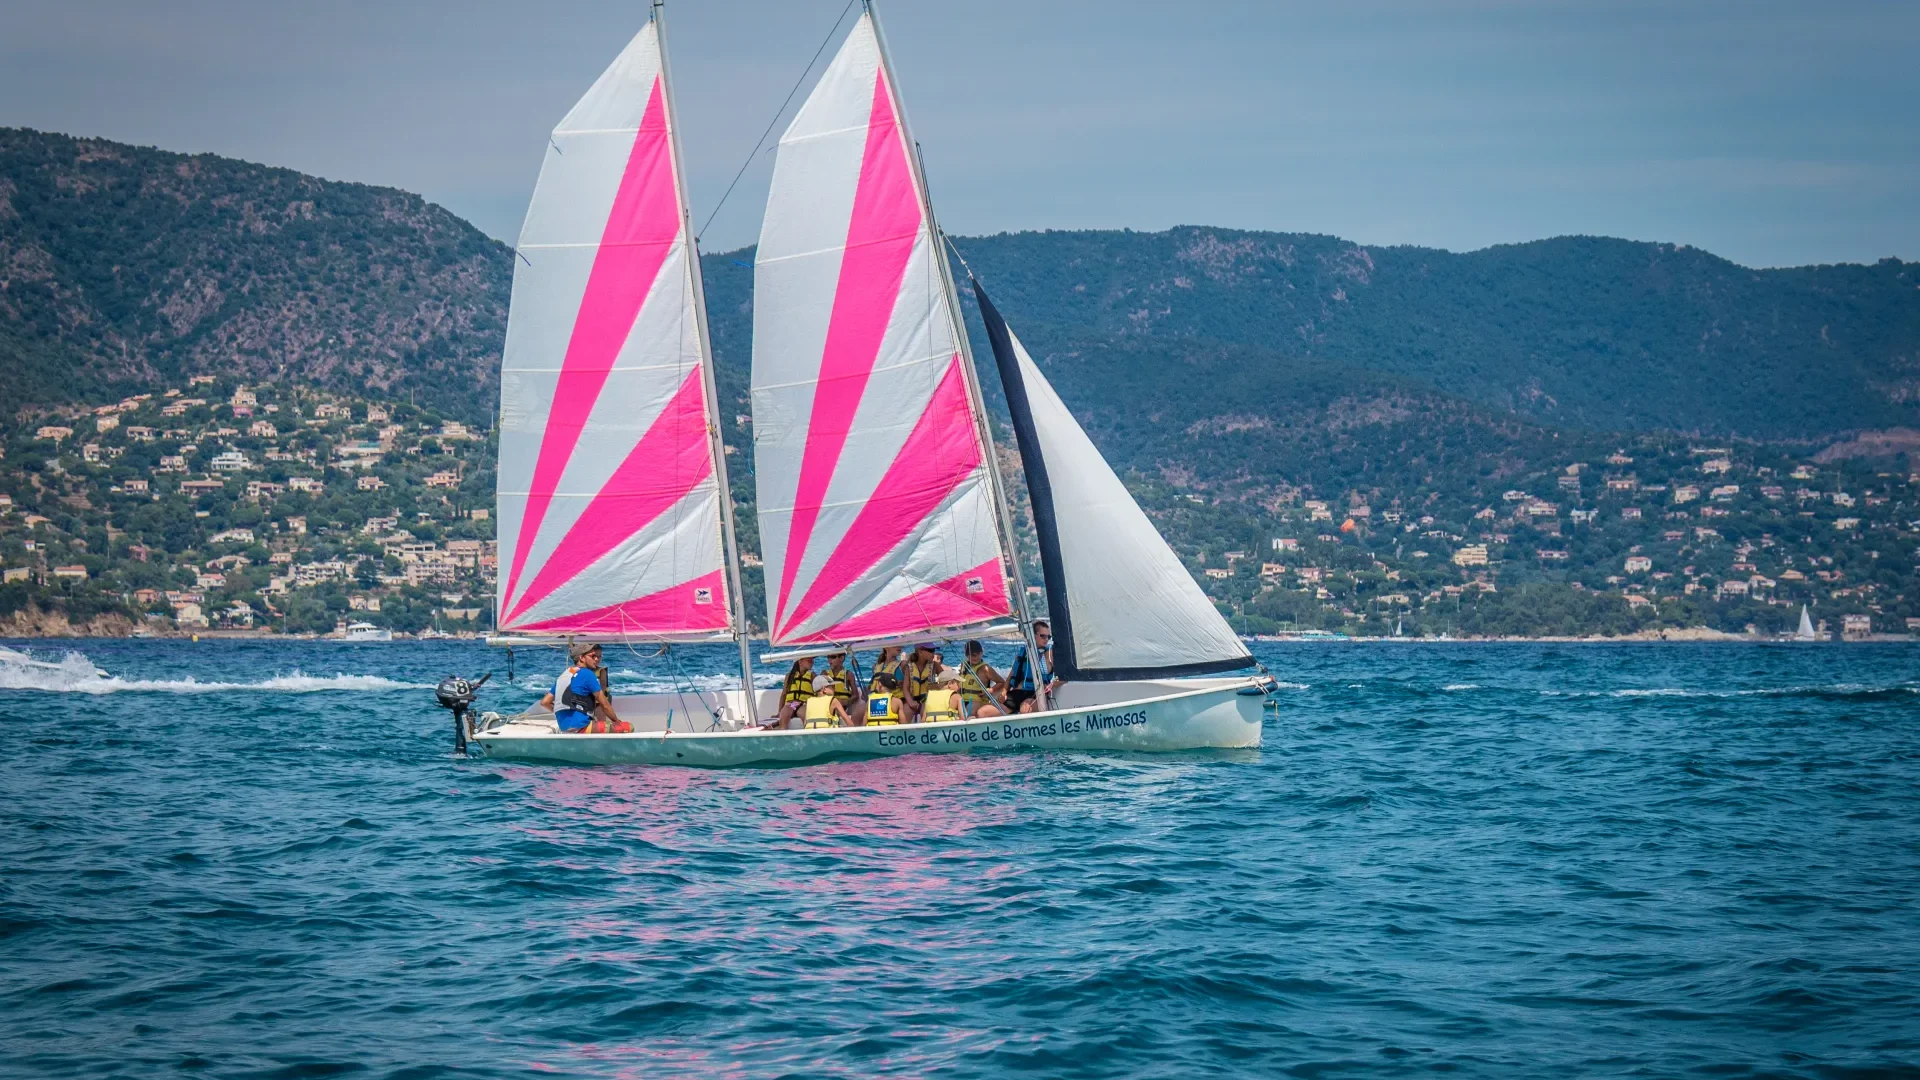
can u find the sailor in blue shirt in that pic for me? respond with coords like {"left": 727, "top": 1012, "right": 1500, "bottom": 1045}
{"left": 538, "top": 643, "right": 622, "bottom": 733}
{"left": 1006, "top": 620, "right": 1057, "bottom": 714}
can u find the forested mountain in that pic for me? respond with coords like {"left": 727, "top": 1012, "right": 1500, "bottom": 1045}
{"left": 946, "top": 228, "right": 1920, "bottom": 441}
{"left": 0, "top": 128, "right": 512, "bottom": 416}
{"left": 9, "top": 129, "right": 1920, "bottom": 460}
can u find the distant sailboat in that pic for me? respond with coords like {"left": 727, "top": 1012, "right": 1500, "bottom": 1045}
{"left": 1795, "top": 605, "right": 1817, "bottom": 641}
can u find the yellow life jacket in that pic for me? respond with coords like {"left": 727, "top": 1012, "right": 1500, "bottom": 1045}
{"left": 959, "top": 660, "right": 993, "bottom": 711}
{"left": 820, "top": 666, "right": 856, "bottom": 702}
{"left": 872, "top": 658, "right": 903, "bottom": 682}
{"left": 906, "top": 661, "right": 937, "bottom": 700}
{"left": 866, "top": 691, "right": 900, "bottom": 725}
{"left": 782, "top": 669, "right": 813, "bottom": 705}
{"left": 922, "top": 687, "right": 959, "bottom": 722}
{"left": 803, "top": 695, "right": 838, "bottom": 728}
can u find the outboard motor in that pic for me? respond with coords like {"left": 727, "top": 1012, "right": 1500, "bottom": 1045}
{"left": 434, "top": 673, "right": 491, "bottom": 754}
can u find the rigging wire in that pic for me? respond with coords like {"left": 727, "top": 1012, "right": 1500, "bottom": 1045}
{"left": 941, "top": 232, "right": 978, "bottom": 282}
{"left": 695, "top": 0, "right": 859, "bottom": 243}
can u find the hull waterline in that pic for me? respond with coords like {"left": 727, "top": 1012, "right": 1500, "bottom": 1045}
{"left": 472, "top": 679, "right": 1267, "bottom": 767}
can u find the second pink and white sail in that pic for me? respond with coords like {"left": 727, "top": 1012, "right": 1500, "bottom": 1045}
{"left": 750, "top": 14, "right": 1012, "bottom": 648}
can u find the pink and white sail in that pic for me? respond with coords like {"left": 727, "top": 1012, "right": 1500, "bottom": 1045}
{"left": 494, "top": 21, "right": 732, "bottom": 639}
{"left": 751, "top": 13, "right": 1012, "bottom": 647}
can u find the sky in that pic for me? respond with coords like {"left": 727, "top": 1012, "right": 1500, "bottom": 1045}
{"left": 2, "top": 0, "right": 1915, "bottom": 268}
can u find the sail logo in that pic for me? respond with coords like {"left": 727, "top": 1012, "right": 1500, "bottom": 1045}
{"left": 693, "top": 587, "right": 714, "bottom": 605}
{"left": 965, "top": 575, "right": 985, "bottom": 594}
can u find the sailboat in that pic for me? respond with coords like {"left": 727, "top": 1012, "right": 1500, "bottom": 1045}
{"left": 1794, "top": 605, "right": 1817, "bottom": 642}
{"left": 469, "top": 3, "right": 1272, "bottom": 765}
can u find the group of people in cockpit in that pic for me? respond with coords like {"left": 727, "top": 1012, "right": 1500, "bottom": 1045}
{"left": 763, "top": 623, "right": 1058, "bottom": 730}
{"left": 539, "top": 623, "right": 1059, "bottom": 734}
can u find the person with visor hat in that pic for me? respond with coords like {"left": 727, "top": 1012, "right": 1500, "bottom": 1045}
{"left": 538, "top": 643, "right": 630, "bottom": 733}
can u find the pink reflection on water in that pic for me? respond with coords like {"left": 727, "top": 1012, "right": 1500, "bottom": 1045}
{"left": 508, "top": 752, "right": 1041, "bottom": 970}
{"left": 517, "top": 750, "right": 1029, "bottom": 844}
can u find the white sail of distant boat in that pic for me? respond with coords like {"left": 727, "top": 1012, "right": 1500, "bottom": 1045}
{"left": 973, "top": 286, "right": 1254, "bottom": 679}
{"left": 492, "top": 15, "right": 747, "bottom": 650}
{"left": 749, "top": 12, "right": 1015, "bottom": 648}
{"left": 1796, "top": 605, "right": 1816, "bottom": 641}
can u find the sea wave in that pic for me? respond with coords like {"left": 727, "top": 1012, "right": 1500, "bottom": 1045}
{"left": 0, "top": 650, "right": 424, "bottom": 695}
{"left": 1543, "top": 683, "right": 1920, "bottom": 701}
{"left": 8, "top": 637, "right": 1920, "bottom": 1076}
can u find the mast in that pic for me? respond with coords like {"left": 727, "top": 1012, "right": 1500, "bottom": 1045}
{"left": 654, "top": 0, "right": 757, "bottom": 698}
{"left": 864, "top": 1, "right": 1050, "bottom": 708}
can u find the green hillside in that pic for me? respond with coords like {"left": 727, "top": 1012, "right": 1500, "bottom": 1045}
{"left": 9, "top": 129, "right": 1919, "bottom": 448}
{"left": 0, "top": 128, "right": 512, "bottom": 417}
{"left": 948, "top": 228, "right": 1920, "bottom": 440}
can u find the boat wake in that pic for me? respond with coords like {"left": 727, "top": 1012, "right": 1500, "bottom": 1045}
{"left": 0, "top": 650, "right": 424, "bottom": 696}
{"left": 1544, "top": 683, "right": 1920, "bottom": 702}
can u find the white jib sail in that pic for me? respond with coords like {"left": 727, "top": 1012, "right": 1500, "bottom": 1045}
{"left": 749, "top": 13, "right": 1012, "bottom": 647}
{"left": 975, "top": 286, "right": 1253, "bottom": 679}
{"left": 494, "top": 20, "right": 733, "bottom": 639}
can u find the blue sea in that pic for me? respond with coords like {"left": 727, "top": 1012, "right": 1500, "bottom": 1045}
{"left": 2, "top": 639, "right": 1917, "bottom": 1078}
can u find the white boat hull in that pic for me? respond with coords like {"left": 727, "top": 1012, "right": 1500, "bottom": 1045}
{"left": 471, "top": 677, "right": 1269, "bottom": 767}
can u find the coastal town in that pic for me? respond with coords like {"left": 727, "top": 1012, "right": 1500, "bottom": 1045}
{"left": 3, "top": 369, "right": 1916, "bottom": 640}
{"left": 1141, "top": 438, "right": 1920, "bottom": 640}
{"left": 2, "top": 377, "right": 495, "bottom": 637}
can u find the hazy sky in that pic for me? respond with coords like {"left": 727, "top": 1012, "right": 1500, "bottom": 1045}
{"left": 3, "top": 0, "right": 1915, "bottom": 267}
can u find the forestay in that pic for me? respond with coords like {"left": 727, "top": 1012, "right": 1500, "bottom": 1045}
{"left": 974, "top": 283, "right": 1254, "bottom": 680}
{"left": 751, "top": 13, "right": 1012, "bottom": 647}
{"left": 494, "top": 21, "right": 734, "bottom": 639}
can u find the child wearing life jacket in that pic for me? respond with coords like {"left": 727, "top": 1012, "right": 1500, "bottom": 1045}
{"left": 865, "top": 672, "right": 905, "bottom": 726}
{"left": 920, "top": 668, "right": 963, "bottom": 723}
{"left": 870, "top": 645, "right": 904, "bottom": 684}
{"left": 958, "top": 639, "right": 1008, "bottom": 718}
{"left": 902, "top": 643, "right": 940, "bottom": 722}
{"left": 772, "top": 657, "right": 815, "bottom": 729}
{"left": 802, "top": 674, "right": 852, "bottom": 729}
{"left": 818, "top": 652, "right": 859, "bottom": 720}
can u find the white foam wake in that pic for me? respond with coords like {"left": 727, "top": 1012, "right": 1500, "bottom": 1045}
{"left": 1543, "top": 684, "right": 1920, "bottom": 700}
{"left": 0, "top": 648, "right": 425, "bottom": 695}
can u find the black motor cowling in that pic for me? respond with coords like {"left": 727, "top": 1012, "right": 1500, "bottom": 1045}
{"left": 435, "top": 675, "right": 481, "bottom": 711}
